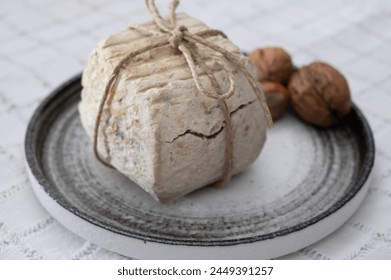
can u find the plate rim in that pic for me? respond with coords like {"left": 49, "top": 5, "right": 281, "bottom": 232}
{"left": 26, "top": 165, "right": 373, "bottom": 259}
{"left": 25, "top": 73, "right": 376, "bottom": 248}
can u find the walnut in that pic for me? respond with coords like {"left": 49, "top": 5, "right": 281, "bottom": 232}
{"left": 262, "top": 81, "right": 290, "bottom": 120}
{"left": 250, "top": 47, "right": 294, "bottom": 85}
{"left": 288, "top": 61, "right": 352, "bottom": 127}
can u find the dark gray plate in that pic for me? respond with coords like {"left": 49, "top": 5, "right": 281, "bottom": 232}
{"left": 25, "top": 74, "right": 375, "bottom": 259}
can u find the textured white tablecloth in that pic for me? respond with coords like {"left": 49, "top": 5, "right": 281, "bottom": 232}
{"left": 1, "top": 0, "right": 390, "bottom": 259}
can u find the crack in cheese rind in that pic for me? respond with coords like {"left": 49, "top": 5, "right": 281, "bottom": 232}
{"left": 79, "top": 13, "right": 267, "bottom": 202}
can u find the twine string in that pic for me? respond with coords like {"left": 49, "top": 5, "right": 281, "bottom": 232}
{"left": 93, "top": 0, "right": 272, "bottom": 186}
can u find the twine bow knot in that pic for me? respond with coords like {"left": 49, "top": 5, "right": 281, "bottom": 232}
{"left": 93, "top": 0, "right": 272, "bottom": 187}
{"left": 168, "top": 25, "right": 187, "bottom": 49}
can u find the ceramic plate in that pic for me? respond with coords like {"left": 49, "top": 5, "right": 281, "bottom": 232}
{"left": 25, "top": 74, "right": 375, "bottom": 259}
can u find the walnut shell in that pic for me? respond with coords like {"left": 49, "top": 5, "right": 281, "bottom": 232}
{"left": 250, "top": 47, "right": 294, "bottom": 85}
{"left": 288, "top": 61, "right": 352, "bottom": 127}
{"left": 262, "top": 81, "right": 290, "bottom": 120}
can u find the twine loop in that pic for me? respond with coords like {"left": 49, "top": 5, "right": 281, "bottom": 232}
{"left": 93, "top": 0, "right": 272, "bottom": 187}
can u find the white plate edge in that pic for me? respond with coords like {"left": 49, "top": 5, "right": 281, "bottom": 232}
{"left": 26, "top": 159, "right": 373, "bottom": 260}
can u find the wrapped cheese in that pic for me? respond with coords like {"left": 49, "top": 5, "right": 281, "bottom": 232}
{"left": 79, "top": 2, "right": 269, "bottom": 203}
